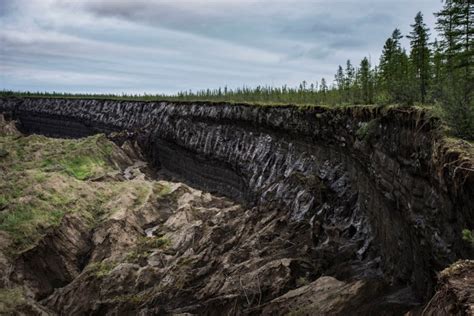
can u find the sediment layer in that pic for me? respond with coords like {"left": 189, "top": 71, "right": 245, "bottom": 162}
{"left": 1, "top": 97, "right": 473, "bottom": 308}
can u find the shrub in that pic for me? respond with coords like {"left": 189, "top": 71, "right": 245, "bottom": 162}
{"left": 356, "top": 119, "right": 380, "bottom": 141}
{"left": 440, "top": 84, "right": 474, "bottom": 140}
{"left": 462, "top": 229, "right": 474, "bottom": 246}
{"left": 0, "top": 287, "right": 25, "bottom": 314}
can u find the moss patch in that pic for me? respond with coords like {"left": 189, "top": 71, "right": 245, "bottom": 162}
{"left": 355, "top": 118, "right": 380, "bottom": 141}
{"left": 112, "top": 292, "right": 153, "bottom": 305}
{"left": 126, "top": 235, "right": 170, "bottom": 263}
{"left": 0, "top": 132, "right": 148, "bottom": 255}
{"left": 0, "top": 205, "right": 64, "bottom": 251}
{"left": 87, "top": 260, "right": 117, "bottom": 278}
{"left": 462, "top": 229, "right": 474, "bottom": 246}
{"left": 61, "top": 156, "right": 103, "bottom": 180}
{"left": 0, "top": 287, "right": 25, "bottom": 314}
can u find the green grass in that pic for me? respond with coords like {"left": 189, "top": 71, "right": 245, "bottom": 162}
{"left": 156, "top": 183, "right": 173, "bottom": 198}
{"left": 126, "top": 235, "right": 170, "bottom": 263}
{"left": 132, "top": 185, "right": 151, "bottom": 207}
{"left": 87, "top": 260, "right": 117, "bottom": 278}
{"left": 0, "top": 89, "right": 373, "bottom": 108}
{"left": 41, "top": 158, "right": 55, "bottom": 169}
{"left": 0, "top": 130, "right": 164, "bottom": 256}
{"left": 0, "top": 287, "right": 25, "bottom": 314}
{"left": 61, "top": 155, "right": 105, "bottom": 180}
{"left": 33, "top": 171, "right": 47, "bottom": 183}
{"left": 462, "top": 229, "right": 474, "bottom": 246}
{"left": 0, "top": 148, "right": 8, "bottom": 158}
{"left": 1, "top": 133, "right": 115, "bottom": 180}
{"left": 0, "top": 133, "right": 124, "bottom": 254}
{"left": 0, "top": 196, "right": 8, "bottom": 209}
{"left": 355, "top": 118, "right": 380, "bottom": 141}
{"left": 0, "top": 204, "right": 64, "bottom": 250}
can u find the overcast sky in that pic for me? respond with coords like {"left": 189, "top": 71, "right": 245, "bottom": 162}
{"left": 0, "top": 0, "right": 443, "bottom": 94}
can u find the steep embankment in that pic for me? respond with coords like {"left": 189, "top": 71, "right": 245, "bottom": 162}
{"left": 0, "top": 116, "right": 408, "bottom": 315}
{"left": 0, "top": 97, "right": 473, "bottom": 314}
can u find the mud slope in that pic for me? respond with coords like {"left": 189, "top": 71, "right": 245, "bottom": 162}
{"left": 0, "top": 97, "right": 473, "bottom": 314}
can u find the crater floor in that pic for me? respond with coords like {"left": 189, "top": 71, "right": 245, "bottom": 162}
{"left": 0, "top": 117, "right": 402, "bottom": 315}
{"left": 0, "top": 113, "right": 472, "bottom": 315}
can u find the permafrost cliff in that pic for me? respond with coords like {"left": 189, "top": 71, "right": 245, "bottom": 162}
{"left": 0, "top": 97, "right": 473, "bottom": 315}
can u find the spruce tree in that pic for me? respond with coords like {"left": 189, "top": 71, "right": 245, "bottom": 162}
{"left": 335, "top": 65, "right": 345, "bottom": 91}
{"left": 380, "top": 29, "right": 399, "bottom": 101}
{"left": 345, "top": 60, "right": 355, "bottom": 103}
{"left": 333, "top": 66, "right": 344, "bottom": 104}
{"left": 452, "top": 0, "right": 473, "bottom": 99}
{"left": 407, "top": 12, "right": 431, "bottom": 103}
{"left": 397, "top": 49, "right": 416, "bottom": 105}
{"left": 380, "top": 29, "right": 414, "bottom": 104}
{"left": 358, "top": 57, "right": 373, "bottom": 104}
{"left": 431, "top": 39, "right": 444, "bottom": 101}
{"left": 435, "top": 0, "right": 474, "bottom": 139}
{"left": 320, "top": 78, "right": 327, "bottom": 92}
{"left": 320, "top": 78, "right": 328, "bottom": 103}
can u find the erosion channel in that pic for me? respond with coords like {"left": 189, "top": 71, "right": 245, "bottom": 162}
{"left": 0, "top": 97, "right": 473, "bottom": 315}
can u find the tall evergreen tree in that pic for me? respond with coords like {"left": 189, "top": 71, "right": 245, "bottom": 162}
{"left": 431, "top": 39, "right": 444, "bottom": 101}
{"left": 344, "top": 60, "right": 355, "bottom": 102}
{"left": 407, "top": 12, "right": 431, "bottom": 103}
{"left": 335, "top": 65, "right": 345, "bottom": 91}
{"left": 435, "top": 0, "right": 459, "bottom": 74}
{"left": 380, "top": 30, "right": 399, "bottom": 97}
{"left": 380, "top": 29, "right": 414, "bottom": 104}
{"left": 452, "top": 0, "right": 473, "bottom": 98}
{"left": 435, "top": 0, "right": 474, "bottom": 139}
{"left": 358, "top": 57, "right": 373, "bottom": 104}
{"left": 320, "top": 78, "right": 328, "bottom": 94}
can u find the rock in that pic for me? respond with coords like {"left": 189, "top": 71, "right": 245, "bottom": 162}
{"left": 262, "top": 276, "right": 376, "bottom": 315}
{"left": 0, "top": 148, "right": 8, "bottom": 158}
{"left": 417, "top": 260, "right": 474, "bottom": 316}
{"left": 0, "top": 113, "right": 21, "bottom": 137}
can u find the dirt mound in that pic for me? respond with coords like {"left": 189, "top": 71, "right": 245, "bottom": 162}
{"left": 419, "top": 260, "right": 474, "bottom": 315}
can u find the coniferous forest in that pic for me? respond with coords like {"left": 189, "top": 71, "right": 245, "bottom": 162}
{"left": 2, "top": 1, "right": 473, "bottom": 139}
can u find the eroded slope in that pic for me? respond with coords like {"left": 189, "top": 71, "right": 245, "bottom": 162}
{"left": 0, "top": 98, "right": 473, "bottom": 315}
{"left": 0, "top": 117, "right": 419, "bottom": 315}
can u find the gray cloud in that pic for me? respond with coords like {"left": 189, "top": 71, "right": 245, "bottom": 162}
{"left": 0, "top": 0, "right": 14, "bottom": 17}
{"left": 0, "top": 0, "right": 444, "bottom": 93}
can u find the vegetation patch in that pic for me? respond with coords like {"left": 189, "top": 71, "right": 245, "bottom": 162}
{"left": 126, "top": 235, "right": 170, "bottom": 263}
{"left": 0, "top": 205, "right": 64, "bottom": 251}
{"left": 87, "top": 260, "right": 117, "bottom": 278}
{"left": 0, "top": 131, "right": 133, "bottom": 255}
{"left": 112, "top": 292, "right": 153, "bottom": 305}
{"left": 0, "top": 287, "right": 25, "bottom": 314}
{"left": 440, "top": 260, "right": 474, "bottom": 279}
{"left": 296, "top": 276, "right": 310, "bottom": 287}
{"left": 156, "top": 183, "right": 173, "bottom": 198}
{"left": 61, "top": 155, "right": 105, "bottom": 180}
{"left": 0, "top": 196, "right": 8, "bottom": 209}
{"left": 0, "top": 148, "right": 8, "bottom": 158}
{"left": 462, "top": 229, "right": 474, "bottom": 246}
{"left": 356, "top": 119, "right": 380, "bottom": 141}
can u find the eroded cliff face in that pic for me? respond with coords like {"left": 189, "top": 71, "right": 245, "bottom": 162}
{"left": 0, "top": 97, "right": 473, "bottom": 314}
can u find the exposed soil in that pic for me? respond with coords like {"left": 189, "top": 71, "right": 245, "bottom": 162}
{"left": 0, "top": 98, "right": 473, "bottom": 315}
{"left": 0, "top": 118, "right": 413, "bottom": 315}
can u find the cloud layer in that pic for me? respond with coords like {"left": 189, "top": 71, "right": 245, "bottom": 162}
{"left": 0, "top": 0, "right": 442, "bottom": 94}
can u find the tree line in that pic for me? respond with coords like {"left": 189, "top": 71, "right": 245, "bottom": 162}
{"left": 175, "top": 1, "right": 473, "bottom": 138}
{"left": 1, "top": 1, "right": 472, "bottom": 139}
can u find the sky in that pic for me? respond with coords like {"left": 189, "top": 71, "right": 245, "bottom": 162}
{"left": 0, "top": 0, "right": 443, "bottom": 95}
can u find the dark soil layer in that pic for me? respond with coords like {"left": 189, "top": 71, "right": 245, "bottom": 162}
{"left": 0, "top": 97, "right": 473, "bottom": 315}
